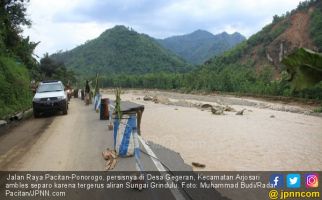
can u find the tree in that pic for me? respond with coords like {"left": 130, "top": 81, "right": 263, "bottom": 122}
{"left": 39, "top": 53, "right": 76, "bottom": 84}
{"left": 0, "top": 0, "right": 30, "bottom": 45}
{"left": 272, "top": 15, "right": 280, "bottom": 23}
{"left": 39, "top": 53, "right": 59, "bottom": 78}
{"left": 0, "top": 0, "right": 37, "bottom": 69}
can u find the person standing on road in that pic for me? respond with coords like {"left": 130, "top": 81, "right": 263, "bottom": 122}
{"left": 85, "top": 80, "right": 90, "bottom": 105}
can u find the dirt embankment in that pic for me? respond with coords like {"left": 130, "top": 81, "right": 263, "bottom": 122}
{"left": 277, "top": 10, "right": 315, "bottom": 49}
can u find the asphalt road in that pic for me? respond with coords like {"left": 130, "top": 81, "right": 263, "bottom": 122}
{"left": 0, "top": 98, "right": 231, "bottom": 200}
{"left": 0, "top": 98, "right": 181, "bottom": 171}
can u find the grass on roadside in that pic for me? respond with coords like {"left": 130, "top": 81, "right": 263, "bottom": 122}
{"left": 0, "top": 56, "right": 32, "bottom": 119}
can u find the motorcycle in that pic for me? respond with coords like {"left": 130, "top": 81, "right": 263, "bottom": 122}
{"left": 66, "top": 89, "right": 73, "bottom": 101}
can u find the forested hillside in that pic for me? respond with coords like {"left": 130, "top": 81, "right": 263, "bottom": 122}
{"left": 157, "top": 30, "right": 245, "bottom": 64}
{"left": 0, "top": 0, "right": 37, "bottom": 118}
{"left": 0, "top": 0, "right": 78, "bottom": 119}
{"left": 51, "top": 26, "right": 192, "bottom": 77}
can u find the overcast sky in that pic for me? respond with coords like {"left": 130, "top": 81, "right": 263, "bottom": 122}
{"left": 23, "top": 0, "right": 304, "bottom": 57}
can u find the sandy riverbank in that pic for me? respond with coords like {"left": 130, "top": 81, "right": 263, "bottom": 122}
{"left": 102, "top": 89, "right": 322, "bottom": 171}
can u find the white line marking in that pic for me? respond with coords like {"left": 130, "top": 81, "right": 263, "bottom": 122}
{"left": 138, "top": 136, "right": 166, "bottom": 171}
{"left": 138, "top": 136, "right": 185, "bottom": 200}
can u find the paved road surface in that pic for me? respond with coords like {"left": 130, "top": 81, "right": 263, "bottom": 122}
{"left": 0, "top": 99, "right": 188, "bottom": 171}
{"left": 0, "top": 98, "right": 231, "bottom": 200}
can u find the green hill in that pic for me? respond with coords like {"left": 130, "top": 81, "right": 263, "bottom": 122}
{"left": 157, "top": 30, "right": 245, "bottom": 64}
{"left": 203, "top": 0, "right": 322, "bottom": 73}
{"left": 51, "top": 25, "right": 192, "bottom": 76}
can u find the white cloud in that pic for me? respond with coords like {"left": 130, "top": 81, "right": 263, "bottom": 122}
{"left": 23, "top": 0, "right": 304, "bottom": 57}
{"left": 24, "top": 0, "right": 107, "bottom": 57}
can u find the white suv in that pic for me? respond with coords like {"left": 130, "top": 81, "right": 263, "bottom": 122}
{"left": 32, "top": 80, "right": 68, "bottom": 117}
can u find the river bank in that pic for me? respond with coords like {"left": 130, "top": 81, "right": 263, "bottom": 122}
{"left": 102, "top": 89, "right": 322, "bottom": 171}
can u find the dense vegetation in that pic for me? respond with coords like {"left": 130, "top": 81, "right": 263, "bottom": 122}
{"left": 309, "top": 0, "right": 322, "bottom": 51}
{"left": 282, "top": 48, "right": 322, "bottom": 90}
{"left": 39, "top": 54, "right": 76, "bottom": 84}
{"left": 99, "top": 65, "right": 291, "bottom": 95}
{"left": 157, "top": 30, "right": 245, "bottom": 64}
{"left": 0, "top": 0, "right": 37, "bottom": 118}
{"left": 0, "top": 1, "right": 77, "bottom": 119}
{"left": 0, "top": 56, "right": 33, "bottom": 118}
{"left": 51, "top": 25, "right": 192, "bottom": 77}
{"left": 98, "top": 65, "right": 322, "bottom": 100}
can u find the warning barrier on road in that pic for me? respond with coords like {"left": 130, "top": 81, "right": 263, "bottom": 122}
{"left": 113, "top": 114, "right": 139, "bottom": 157}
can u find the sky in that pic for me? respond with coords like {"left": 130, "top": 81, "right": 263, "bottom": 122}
{"left": 23, "top": 0, "right": 304, "bottom": 57}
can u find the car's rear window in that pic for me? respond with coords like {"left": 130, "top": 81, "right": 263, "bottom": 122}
{"left": 37, "top": 83, "right": 64, "bottom": 93}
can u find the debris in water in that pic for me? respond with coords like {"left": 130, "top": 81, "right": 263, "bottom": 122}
{"left": 211, "top": 107, "right": 224, "bottom": 115}
{"left": 236, "top": 109, "right": 246, "bottom": 115}
{"left": 143, "top": 95, "right": 153, "bottom": 101}
{"left": 152, "top": 96, "right": 159, "bottom": 103}
{"left": 201, "top": 104, "right": 213, "bottom": 109}
{"left": 224, "top": 106, "right": 236, "bottom": 112}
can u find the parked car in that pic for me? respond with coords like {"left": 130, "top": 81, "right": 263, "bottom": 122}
{"left": 32, "top": 80, "right": 68, "bottom": 117}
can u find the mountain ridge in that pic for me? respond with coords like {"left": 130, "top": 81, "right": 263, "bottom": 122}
{"left": 51, "top": 25, "right": 192, "bottom": 76}
{"left": 157, "top": 30, "right": 246, "bottom": 64}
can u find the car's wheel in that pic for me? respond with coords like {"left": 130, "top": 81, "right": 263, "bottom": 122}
{"left": 33, "top": 110, "right": 40, "bottom": 118}
{"left": 62, "top": 103, "right": 68, "bottom": 115}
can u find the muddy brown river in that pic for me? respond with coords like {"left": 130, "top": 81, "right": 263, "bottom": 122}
{"left": 102, "top": 90, "right": 322, "bottom": 171}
